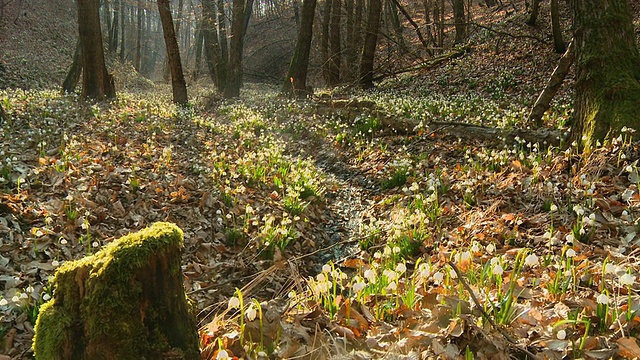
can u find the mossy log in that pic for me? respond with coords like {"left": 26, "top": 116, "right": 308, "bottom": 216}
{"left": 33, "top": 222, "right": 200, "bottom": 360}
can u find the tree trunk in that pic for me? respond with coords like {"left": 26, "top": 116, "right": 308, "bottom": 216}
{"left": 157, "top": 0, "right": 189, "bottom": 104}
{"left": 62, "top": 39, "right": 83, "bottom": 94}
{"left": 387, "top": 0, "right": 407, "bottom": 53}
{"left": 551, "top": 0, "right": 565, "bottom": 53}
{"left": 327, "top": 0, "right": 341, "bottom": 86}
{"left": 321, "top": 0, "right": 332, "bottom": 84}
{"left": 529, "top": 40, "right": 574, "bottom": 125}
{"left": 453, "top": 0, "right": 466, "bottom": 44}
{"left": 217, "top": 0, "right": 229, "bottom": 86}
{"left": 526, "top": 0, "right": 539, "bottom": 26}
{"left": 359, "top": 0, "right": 382, "bottom": 88}
{"left": 32, "top": 223, "right": 200, "bottom": 360}
{"left": 192, "top": 19, "right": 204, "bottom": 80}
{"left": 202, "top": 0, "right": 222, "bottom": 88}
{"left": 0, "top": 103, "right": 5, "bottom": 123}
{"left": 77, "top": 0, "right": 115, "bottom": 100}
{"left": 135, "top": 0, "right": 143, "bottom": 71}
{"left": 119, "top": 0, "right": 126, "bottom": 61}
{"left": 223, "top": 0, "right": 245, "bottom": 98}
{"left": 282, "top": 0, "right": 317, "bottom": 96}
{"left": 344, "top": 0, "right": 356, "bottom": 81}
{"left": 110, "top": 0, "right": 119, "bottom": 55}
{"left": 570, "top": 0, "right": 640, "bottom": 150}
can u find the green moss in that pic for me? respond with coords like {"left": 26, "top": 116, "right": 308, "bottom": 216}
{"left": 32, "top": 300, "right": 75, "bottom": 359}
{"left": 33, "top": 222, "right": 199, "bottom": 360}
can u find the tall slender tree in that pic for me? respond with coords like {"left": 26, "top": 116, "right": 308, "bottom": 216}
{"left": 282, "top": 0, "right": 317, "bottom": 96}
{"left": 157, "top": 0, "right": 188, "bottom": 104}
{"left": 359, "top": 0, "right": 382, "bottom": 88}
{"left": 551, "top": 0, "right": 565, "bottom": 53}
{"left": 77, "top": 0, "right": 115, "bottom": 100}
{"left": 224, "top": 0, "right": 246, "bottom": 98}
{"left": 570, "top": 0, "right": 640, "bottom": 150}
{"left": 327, "top": 0, "right": 341, "bottom": 85}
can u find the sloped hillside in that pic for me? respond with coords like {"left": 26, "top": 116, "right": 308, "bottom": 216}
{"left": 0, "top": 0, "right": 77, "bottom": 89}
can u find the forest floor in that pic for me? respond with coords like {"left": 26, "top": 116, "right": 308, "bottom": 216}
{"left": 2, "top": 4, "right": 640, "bottom": 360}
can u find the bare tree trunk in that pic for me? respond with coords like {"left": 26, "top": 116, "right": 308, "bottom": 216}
{"left": 282, "top": 0, "right": 317, "bottom": 96}
{"left": 63, "top": 39, "right": 83, "bottom": 93}
{"left": 327, "top": 0, "right": 341, "bottom": 86}
{"left": 321, "top": 0, "right": 332, "bottom": 84}
{"left": 551, "top": 0, "right": 565, "bottom": 53}
{"left": 192, "top": 19, "right": 204, "bottom": 80}
{"left": 135, "top": 0, "right": 143, "bottom": 71}
{"left": 344, "top": 0, "right": 356, "bottom": 81}
{"left": 529, "top": 40, "right": 574, "bottom": 125}
{"left": 110, "top": 0, "right": 120, "bottom": 55}
{"left": 387, "top": 0, "right": 406, "bottom": 53}
{"left": 359, "top": 0, "right": 382, "bottom": 88}
{"left": 570, "top": 0, "right": 640, "bottom": 150}
{"left": 202, "top": 0, "right": 222, "bottom": 88}
{"left": 526, "top": 0, "right": 539, "bottom": 26}
{"left": 223, "top": 0, "right": 245, "bottom": 98}
{"left": 77, "top": 0, "right": 115, "bottom": 100}
{"left": 217, "top": 0, "right": 228, "bottom": 84}
{"left": 453, "top": 0, "right": 466, "bottom": 44}
{"left": 158, "top": 0, "right": 188, "bottom": 104}
{"left": 119, "top": 0, "right": 126, "bottom": 60}
{"left": 0, "top": 103, "right": 6, "bottom": 123}
{"left": 392, "top": 0, "right": 432, "bottom": 55}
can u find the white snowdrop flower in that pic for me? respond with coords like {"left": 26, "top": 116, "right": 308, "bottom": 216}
{"left": 245, "top": 305, "right": 257, "bottom": 321}
{"left": 11, "top": 296, "right": 19, "bottom": 303}
{"left": 620, "top": 273, "right": 636, "bottom": 287}
{"left": 471, "top": 242, "right": 480, "bottom": 253}
{"left": 92, "top": 241, "right": 99, "bottom": 248}
{"left": 386, "top": 282, "right": 397, "bottom": 292}
{"left": 573, "top": 205, "right": 585, "bottom": 216}
{"left": 60, "top": 239, "right": 68, "bottom": 245}
{"left": 565, "top": 248, "right": 576, "bottom": 258}
{"left": 492, "top": 264, "right": 504, "bottom": 276}
{"left": 605, "top": 263, "right": 616, "bottom": 274}
{"left": 316, "top": 273, "right": 327, "bottom": 282}
{"left": 364, "top": 269, "right": 376, "bottom": 283}
{"left": 565, "top": 234, "right": 575, "bottom": 244}
{"left": 51, "top": 260, "right": 60, "bottom": 267}
{"left": 216, "top": 349, "right": 231, "bottom": 360}
{"left": 596, "top": 293, "right": 610, "bottom": 305}
{"left": 486, "top": 243, "right": 496, "bottom": 254}
{"left": 433, "top": 271, "right": 444, "bottom": 284}
{"left": 490, "top": 257, "right": 500, "bottom": 266}
{"left": 449, "top": 268, "right": 458, "bottom": 279}
{"left": 322, "top": 264, "right": 331, "bottom": 273}
{"left": 557, "top": 329, "right": 567, "bottom": 340}
{"left": 228, "top": 297, "right": 240, "bottom": 309}
{"left": 217, "top": 218, "right": 223, "bottom": 224}
{"left": 216, "top": 209, "right": 222, "bottom": 215}
{"left": 626, "top": 165, "right": 634, "bottom": 173}
{"left": 0, "top": 299, "right": 7, "bottom": 306}
{"left": 20, "top": 293, "right": 27, "bottom": 299}
{"left": 459, "top": 251, "right": 471, "bottom": 262}
{"left": 352, "top": 281, "right": 366, "bottom": 293}
{"left": 225, "top": 213, "right": 232, "bottom": 220}
{"left": 524, "top": 253, "right": 539, "bottom": 267}
{"left": 42, "top": 293, "right": 51, "bottom": 301}
{"left": 409, "top": 182, "right": 419, "bottom": 192}
{"left": 384, "top": 269, "right": 399, "bottom": 282}
{"left": 383, "top": 246, "right": 392, "bottom": 256}
{"left": 418, "top": 264, "right": 430, "bottom": 278}
{"left": 393, "top": 246, "right": 401, "bottom": 254}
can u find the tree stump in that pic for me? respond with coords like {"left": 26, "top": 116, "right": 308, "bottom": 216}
{"left": 32, "top": 222, "right": 200, "bottom": 360}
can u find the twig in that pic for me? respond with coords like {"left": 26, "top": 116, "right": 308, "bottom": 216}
{"left": 447, "top": 261, "right": 541, "bottom": 360}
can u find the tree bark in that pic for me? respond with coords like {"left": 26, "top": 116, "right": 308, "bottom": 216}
{"left": 77, "top": 0, "right": 115, "bottom": 100}
{"left": 282, "top": 0, "right": 317, "bottom": 96}
{"left": 0, "top": 103, "right": 5, "bottom": 123}
{"left": 570, "top": 0, "right": 640, "bottom": 150}
{"left": 157, "top": 0, "right": 189, "bottom": 104}
{"left": 327, "top": 0, "right": 342, "bottom": 86}
{"left": 119, "top": 0, "right": 126, "bottom": 61}
{"left": 526, "top": 0, "right": 539, "bottom": 26}
{"left": 344, "top": 0, "right": 356, "bottom": 81}
{"left": 321, "top": 0, "right": 333, "bottom": 84}
{"left": 62, "top": 39, "right": 83, "bottom": 94}
{"left": 551, "top": 0, "right": 565, "bottom": 53}
{"left": 135, "top": 0, "right": 143, "bottom": 71}
{"left": 202, "top": 0, "right": 222, "bottom": 88}
{"left": 359, "top": 0, "right": 382, "bottom": 88}
{"left": 32, "top": 223, "right": 200, "bottom": 360}
{"left": 223, "top": 0, "right": 245, "bottom": 98}
{"left": 529, "top": 40, "right": 574, "bottom": 125}
{"left": 453, "top": 0, "right": 466, "bottom": 44}
{"left": 217, "top": 0, "right": 229, "bottom": 86}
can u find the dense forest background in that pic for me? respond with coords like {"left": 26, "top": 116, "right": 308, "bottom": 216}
{"left": 2, "top": 0, "right": 640, "bottom": 359}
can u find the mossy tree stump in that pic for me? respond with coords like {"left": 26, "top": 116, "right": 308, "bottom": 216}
{"left": 33, "top": 222, "right": 200, "bottom": 360}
